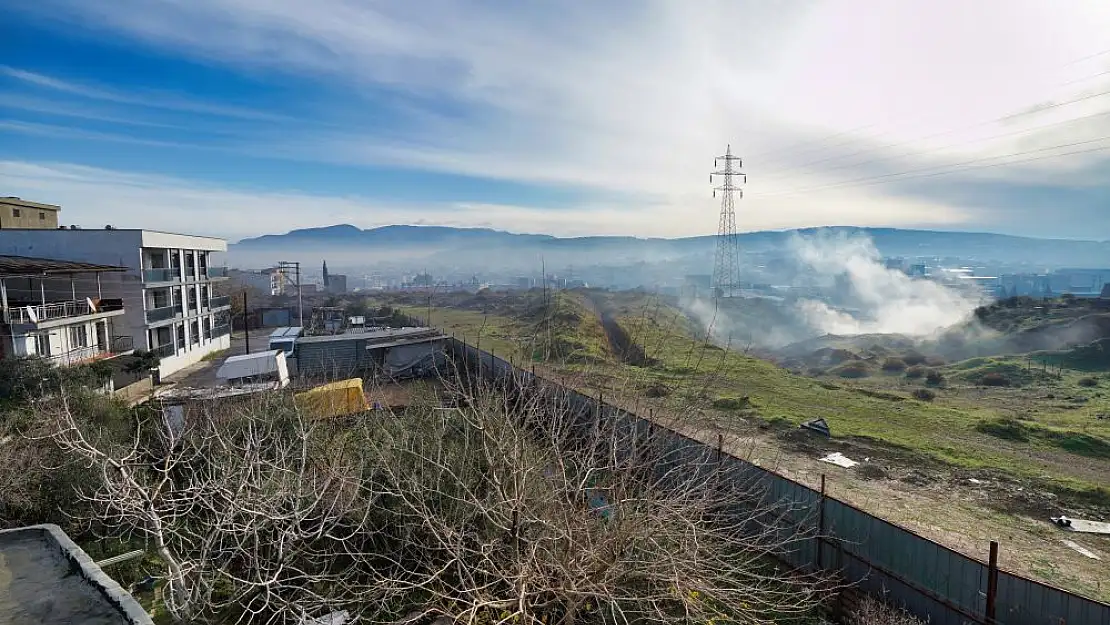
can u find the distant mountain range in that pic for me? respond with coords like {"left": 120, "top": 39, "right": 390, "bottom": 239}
{"left": 229, "top": 224, "right": 1110, "bottom": 269}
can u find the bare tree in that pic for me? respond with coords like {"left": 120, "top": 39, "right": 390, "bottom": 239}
{"left": 40, "top": 370, "right": 831, "bottom": 624}
{"left": 353, "top": 371, "right": 831, "bottom": 625}
{"left": 43, "top": 391, "right": 384, "bottom": 624}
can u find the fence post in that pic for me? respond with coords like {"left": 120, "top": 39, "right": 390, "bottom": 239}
{"left": 986, "top": 540, "right": 999, "bottom": 624}
{"left": 816, "top": 474, "right": 827, "bottom": 570}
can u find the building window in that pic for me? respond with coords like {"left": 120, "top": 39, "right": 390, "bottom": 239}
{"left": 39, "top": 212, "right": 45, "bottom": 220}
{"left": 69, "top": 325, "right": 89, "bottom": 349}
{"left": 12, "top": 208, "right": 20, "bottom": 218}
{"left": 190, "top": 320, "right": 200, "bottom": 345}
{"left": 35, "top": 333, "right": 50, "bottom": 356}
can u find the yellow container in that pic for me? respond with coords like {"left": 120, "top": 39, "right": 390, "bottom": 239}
{"left": 294, "top": 378, "right": 370, "bottom": 418}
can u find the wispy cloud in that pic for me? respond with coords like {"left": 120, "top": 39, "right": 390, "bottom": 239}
{"left": 0, "top": 94, "right": 182, "bottom": 128}
{"left": 0, "top": 65, "right": 295, "bottom": 122}
{"left": 6, "top": 1, "right": 1110, "bottom": 237}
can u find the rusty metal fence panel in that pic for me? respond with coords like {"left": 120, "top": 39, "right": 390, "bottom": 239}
{"left": 436, "top": 335, "right": 1110, "bottom": 625}
{"left": 996, "top": 571, "right": 1110, "bottom": 625}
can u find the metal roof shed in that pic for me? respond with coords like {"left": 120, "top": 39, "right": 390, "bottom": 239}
{"left": 216, "top": 350, "right": 289, "bottom": 387}
{"left": 295, "top": 327, "right": 446, "bottom": 379}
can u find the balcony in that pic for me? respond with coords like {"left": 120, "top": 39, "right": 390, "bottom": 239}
{"left": 150, "top": 343, "right": 176, "bottom": 359}
{"left": 144, "top": 268, "right": 181, "bottom": 283}
{"left": 209, "top": 295, "right": 231, "bottom": 309}
{"left": 45, "top": 345, "right": 106, "bottom": 367}
{"left": 5, "top": 299, "right": 125, "bottom": 326}
{"left": 207, "top": 266, "right": 228, "bottom": 279}
{"left": 146, "top": 304, "right": 182, "bottom": 324}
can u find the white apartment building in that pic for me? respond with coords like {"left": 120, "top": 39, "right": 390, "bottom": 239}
{"left": 0, "top": 228, "right": 232, "bottom": 377}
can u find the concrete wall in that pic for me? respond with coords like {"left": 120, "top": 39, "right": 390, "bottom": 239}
{"left": 140, "top": 230, "right": 227, "bottom": 253}
{"left": 158, "top": 332, "right": 230, "bottom": 376}
{"left": 0, "top": 199, "right": 60, "bottom": 230}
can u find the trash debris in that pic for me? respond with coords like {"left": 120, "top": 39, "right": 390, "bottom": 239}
{"left": 968, "top": 478, "right": 985, "bottom": 485}
{"left": 820, "top": 452, "right": 858, "bottom": 468}
{"left": 1062, "top": 540, "right": 1102, "bottom": 560}
{"left": 801, "top": 418, "right": 831, "bottom": 437}
{"left": 1051, "top": 517, "right": 1110, "bottom": 535}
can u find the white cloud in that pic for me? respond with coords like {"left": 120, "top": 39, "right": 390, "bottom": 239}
{"left": 0, "top": 161, "right": 968, "bottom": 242}
{"left": 7, "top": 0, "right": 1110, "bottom": 236}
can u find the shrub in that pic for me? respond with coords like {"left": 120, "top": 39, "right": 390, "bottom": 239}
{"left": 881, "top": 357, "right": 907, "bottom": 372}
{"left": 850, "top": 596, "right": 926, "bottom": 625}
{"left": 1078, "top": 377, "right": 1099, "bottom": 388}
{"left": 912, "top": 389, "right": 936, "bottom": 402}
{"left": 828, "top": 348, "right": 858, "bottom": 364}
{"left": 904, "top": 365, "right": 927, "bottom": 379}
{"left": 925, "top": 371, "right": 945, "bottom": 387}
{"left": 902, "top": 352, "right": 927, "bottom": 366}
{"left": 643, "top": 383, "right": 671, "bottom": 398}
{"left": 979, "top": 372, "right": 1011, "bottom": 387}
{"left": 924, "top": 356, "right": 946, "bottom": 367}
{"left": 712, "top": 396, "right": 750, "bottom": 410}
{"left": 976, "top": 417, "right": 1028, "bottom": 441}
{"left": 835, "top": 361, "right": 873, "bottom": 379}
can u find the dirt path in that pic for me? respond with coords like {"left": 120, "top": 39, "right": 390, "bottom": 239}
{"left": 578, "top": 293, "right": 655, "bottom": 367}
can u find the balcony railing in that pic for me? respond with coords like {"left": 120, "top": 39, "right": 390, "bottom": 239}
{"left": 110, "top": 335, "right": 134, "bottom": 354}
{"left": 146, "top": 304, "right": 182, "bottom": 324}
{"left": 5, "top": 299, "right": 125, "bottom": 325}
{"left": 210, "top": 295, "right": 232, "bottom": 309}
{"left": 45, "top": 345, "right": 104, "bottom": 367}
{"left": 207, "top": 266, "right": 228, "bottom": 279}
{"left": 144, "top": 268, "right": 181, "bottom": 283}
{"left": 150, "top": 343, "right": 176, "bottom": 359}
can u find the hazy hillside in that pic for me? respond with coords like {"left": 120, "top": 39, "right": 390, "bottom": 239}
{"left": 230, "top": 224, "right": 1110, "bottom": 272}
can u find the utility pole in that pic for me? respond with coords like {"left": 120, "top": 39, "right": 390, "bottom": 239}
{"left": 243, "top": 291, "right": 250, "bottom": 354}
{"left": 277, "top": 261, "right": 304, "bottom": 328}
{"left": 710, "top": 144, "right": 746, "bottom": 300}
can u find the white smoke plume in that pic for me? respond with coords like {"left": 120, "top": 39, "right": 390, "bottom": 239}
{"left": 789, "top": 232, "right": 980, "bottom": 336}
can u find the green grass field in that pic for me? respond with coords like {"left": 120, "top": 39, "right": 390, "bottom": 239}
{"left": 378, "top": 290, "right": 1110, "bottom": 505}
{"left": 364, "top": 289, "right": 1110, "bottom": 601}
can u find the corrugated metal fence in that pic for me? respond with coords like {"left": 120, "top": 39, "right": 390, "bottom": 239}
{"left": 436, "top": 332, "right": 1110, "bottom": 625}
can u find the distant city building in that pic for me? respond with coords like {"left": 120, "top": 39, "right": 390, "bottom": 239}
{"left": 1049, "top": 268, "right": 1110, "bottom": 297}
{"left": 907, "top": 264, "right": 928, "bottom": 277}
{"left": 327, "top": 274, "right": 347, "bottom": 294}
{"left": 883, "top": 257, "right": 905, "bottom": 271}
{"left": 0, "top": 197, "right": 61, "bottom": 230}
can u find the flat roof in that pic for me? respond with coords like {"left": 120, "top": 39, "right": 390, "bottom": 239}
{"left": 269, "top": 326, "right": 303, "bottom": 339}
{"left": 217, "top": 350, "right": 285, "bottom": 379}
{"left": 0, "top": 255, "right": 127, "bottom": 276}
{"left": 0, "top": 524, "right": 153, "bottom": 624}
{"left": 0, "top": 197, "right": 61, "bottom": 211}
{"left": 297, "top": 327, "right": 444, "bottom": 345}
{"left": 0, "top": 227, "right": 225, "bottom": 240}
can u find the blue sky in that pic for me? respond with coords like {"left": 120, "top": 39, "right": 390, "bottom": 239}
{"left": 3, "top": 1, "right": 1110, "bottom": 241}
